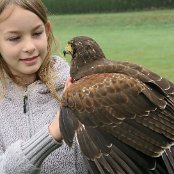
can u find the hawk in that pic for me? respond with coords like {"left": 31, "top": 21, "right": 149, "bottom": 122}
{"left": 60, "top": 36, "right": 174, "bottom": 174}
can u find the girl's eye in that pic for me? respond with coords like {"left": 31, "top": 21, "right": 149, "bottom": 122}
{"left": 33, "top": 31, "right": 43, "bottom": 37}
{"left": 7, "top": 36, "right": 20, "bottom": 42}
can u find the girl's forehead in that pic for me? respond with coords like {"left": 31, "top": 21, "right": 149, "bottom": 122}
{"left": 0, "top": 5, "right": 43, "bottom": 32}
{"left": 0, "top": 5, "right": 39, "bottom": 24}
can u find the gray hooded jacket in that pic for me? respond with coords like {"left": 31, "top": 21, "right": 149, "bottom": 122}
{"left": 0, "top": 56, "right": 88, "bottom": 174}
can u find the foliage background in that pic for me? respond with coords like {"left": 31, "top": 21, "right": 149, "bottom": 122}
{"left": 43, "top": 1, "right": 174, "bottom": 82}
{"left": 43, "top": 0, "right": 174, "bottom": 14}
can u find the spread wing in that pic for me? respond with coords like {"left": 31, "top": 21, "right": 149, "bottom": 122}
{"left": 60, "top": 72, "right": 174, "bottom": 173}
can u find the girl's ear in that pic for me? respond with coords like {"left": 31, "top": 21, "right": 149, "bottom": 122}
{"left": 45, "top": 21, "right": 51, "bottom": 37}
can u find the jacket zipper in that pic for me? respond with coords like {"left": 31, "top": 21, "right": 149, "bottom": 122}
{"left": 23, "top": 88, "right": 28, "bottom": 113}
{"left": 23, "top": 87, "right": 33, "bottom": 138}
{"left": 23, "top": 95, "right": 28, "bottom": 113}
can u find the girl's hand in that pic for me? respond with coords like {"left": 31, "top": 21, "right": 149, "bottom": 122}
{"left": 63, "top": 76, "right": 73, "bottom": 93}
{"left": 48, "top": 112, "right": 62, "bottom": 141}
{"left": 48, "top": 76, "right": 73, "bottom": 141}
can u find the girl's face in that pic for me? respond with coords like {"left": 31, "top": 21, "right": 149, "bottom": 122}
{"left": 0, "top": 5, "right": 50, "bottom": 81}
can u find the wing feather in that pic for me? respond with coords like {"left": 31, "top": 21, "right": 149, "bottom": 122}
{"left": 60, "top": 65, "right": 174, "bottom": 173}
{"left": 61, "top": 73, "right": 174, "bottom": 157}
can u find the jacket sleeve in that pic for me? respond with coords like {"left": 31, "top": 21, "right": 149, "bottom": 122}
{"left": 0, "top": 125, "right": 62, "bottom": 174}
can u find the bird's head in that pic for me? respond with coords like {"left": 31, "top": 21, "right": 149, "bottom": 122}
{"left": 63, "top": 36, "right": 106, "bottom": 80}
{"left": 64, "top": 36, "right": 106, "bottom": 61}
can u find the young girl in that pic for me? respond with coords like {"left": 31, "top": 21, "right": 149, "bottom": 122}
{"left": 0, "top": 0, "right": 88, "bottom": 173}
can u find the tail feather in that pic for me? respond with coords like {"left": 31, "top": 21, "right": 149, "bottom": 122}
{"left": 110, "top": 145, "right": 144, "bottom": 174}
{"left": 104, "top": 155, "right": 127, "bottom": 174}
{"left": 162, "top": 147, "right": 174, "bottom": 174}
{"left": 155, "top": 157, "right": 170, "bottom": 174}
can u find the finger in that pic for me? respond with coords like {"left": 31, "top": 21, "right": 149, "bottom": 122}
{"left": 67, "top": 77, "right": 73, "bottom": 88}
{"left": 64, "top": 76, "right": 73, "bottom": 92}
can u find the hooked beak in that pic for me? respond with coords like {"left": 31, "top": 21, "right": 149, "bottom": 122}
{"left": 63, "top": 50, "right": 67, "bottom": 57}
{"left": 63, "top": 43, "right": 73, "bottom": 57}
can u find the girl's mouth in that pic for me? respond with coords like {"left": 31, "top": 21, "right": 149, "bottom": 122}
{"left": 20, "top": 56, "right": 39, "bottom": 65}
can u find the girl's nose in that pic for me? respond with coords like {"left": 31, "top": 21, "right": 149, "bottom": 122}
{"left": 22, "top": 38, "right": 36, "bottom": 54}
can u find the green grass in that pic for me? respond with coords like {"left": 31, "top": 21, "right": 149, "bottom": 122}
{"left": 49, "top": 10, "right": 174, "bottom": 82}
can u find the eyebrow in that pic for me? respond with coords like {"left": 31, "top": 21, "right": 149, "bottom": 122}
{"left": 3, "top": 24, "right": 44, "bottom": 35}
{"left": 32, "top": 24, "right": 45, "bottom": 31}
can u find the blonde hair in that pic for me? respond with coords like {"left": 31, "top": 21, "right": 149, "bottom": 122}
{"left": 0, "top": 0, "right": 60, "bottom": 101}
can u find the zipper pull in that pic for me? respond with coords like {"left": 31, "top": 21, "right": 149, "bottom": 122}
{"left": 23, "top": 87, "right": 28, "bottom": 113}
{"left": 23, "top": 95, "right": 28, "bottom": 113}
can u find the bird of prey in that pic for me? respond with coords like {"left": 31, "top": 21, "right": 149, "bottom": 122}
{"left": 60, "top": 36, "right": 174, "bottom": 174}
